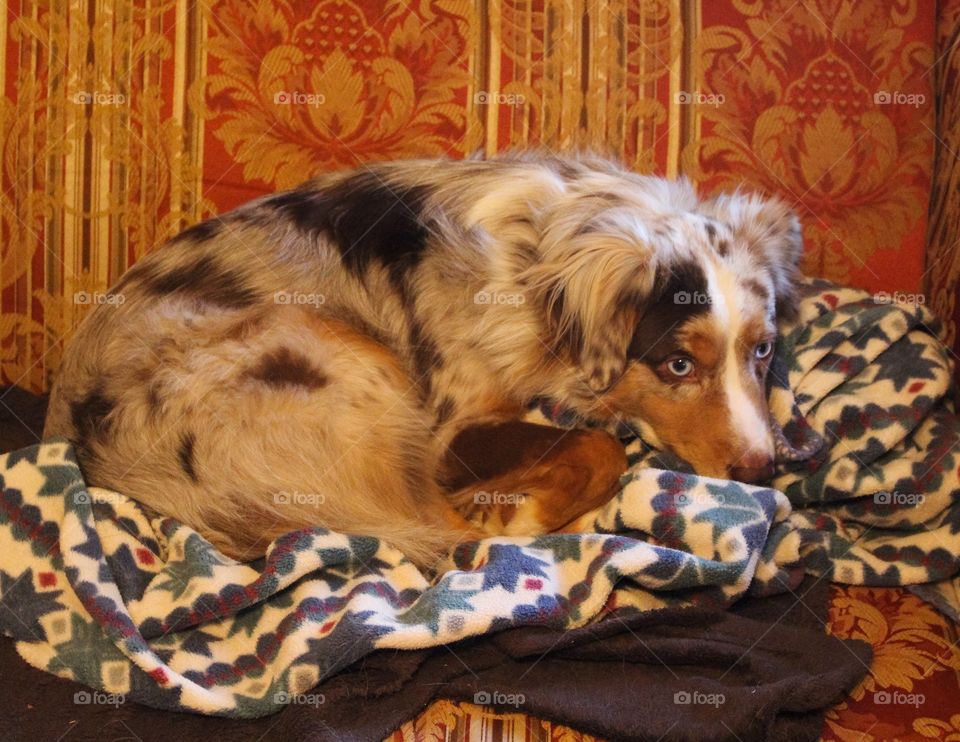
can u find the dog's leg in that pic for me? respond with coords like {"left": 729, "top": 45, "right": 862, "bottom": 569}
{"left": 440, "top": 422, "right": 627, "bottom": 536}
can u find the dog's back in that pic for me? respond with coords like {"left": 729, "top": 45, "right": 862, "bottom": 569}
{"left": 44, "top": 155, "right": 628, "bottom": 564}
{"left": 43, "top": 160, "right": 486, "bottom": 563}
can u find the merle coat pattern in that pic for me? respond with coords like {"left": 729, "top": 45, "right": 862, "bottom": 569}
{"left": 44, "top": 154, "right": 803, "bottom": 567}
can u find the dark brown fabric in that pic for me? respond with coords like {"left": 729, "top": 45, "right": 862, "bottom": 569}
{"left": 272, "top": 579, "right": 869, "bottom": 742}
{"left": 0, "top": 386, "right": 47, "bottom": 452}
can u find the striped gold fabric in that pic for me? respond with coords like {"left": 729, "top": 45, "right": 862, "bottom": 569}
{"left": 386, "top": 699, "right": 598, "bottom": 741}
{"left": 1, "top": 0, "right": 210, "bottom": 392}
{"left": 926, "top": 0, "right": 960, "bottom": 356}
{"left": 0, "top": 1, "right": 939, "bottom": 393}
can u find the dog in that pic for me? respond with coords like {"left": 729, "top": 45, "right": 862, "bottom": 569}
{"left": 43, "top": 153, "right": 803, "bottom": 568}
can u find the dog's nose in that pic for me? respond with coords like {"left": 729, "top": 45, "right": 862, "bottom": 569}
{"left": 729, "top": 454, "right": 775, "bottom": 484}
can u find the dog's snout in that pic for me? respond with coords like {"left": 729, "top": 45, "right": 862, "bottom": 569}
{"left": 729, "top": 453, "right": 775, "bottom": 484}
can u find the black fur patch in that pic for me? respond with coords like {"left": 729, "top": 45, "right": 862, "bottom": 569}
{"left": 743, "top": 278, "right": 770, "bottom": 302}
{"left": 143, "top": 254, "right": 258, "bottom": 308}
{"left": 264, "top": 171, "right": 431, "bottom": 289}
{"left": 145, "top": 382, "right": 163, "bottom": 415}
{"left": 178, "top": 432, "right": 199, "bottom": 483}
{"left": 704, "top": 221, "right": 717, "bottom": 243}
{"left": 408, "top": 317, "right": 443, "bottom": 397}
{"left": 549, "top": 158, "right": 585, "bottom": 179}
{"left": 435, "top": 396, "right": 456, "bottom": 425}
{"left": 70, "top": 388, "right": 115, "bottom": 444}
{"left": 333, "top": 307, "right": 392, "bottom": 347}
{"left": 112, "top": 259, "right": 155, "bottom": 294}
{"left": 628, "top": 261, "right": 710, "bottom": 363}
{"left": 247, "top": 348, "right": 328, "bottom": 391}
{"left": 170, "top": 219, "right": 222, "bottom": 245}
{"left": 548, "top": 285, "right": 584, "bottom": 357}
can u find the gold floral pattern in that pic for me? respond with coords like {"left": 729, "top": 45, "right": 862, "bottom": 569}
{"left": 684, "top": 0, "right": 935, "bottom": 291}
{"left": 1, "top": 1, "right": 942, "bottom": 393}
{"left": 824, "top": 587, "right": 960, "bottom": 741}
{"left": 200, "top": 0, "right": 471, "bottom": 188}
{"left": 914, "top": 714, "right": 960, "bottom": 740}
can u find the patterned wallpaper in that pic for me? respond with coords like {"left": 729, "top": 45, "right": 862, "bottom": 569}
{"left": 0, "top": 0, "right": 943, "bottom": 392}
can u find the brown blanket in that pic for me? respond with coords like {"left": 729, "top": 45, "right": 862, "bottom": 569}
{"left": 272, "top": 578, "right": 868, "bottom": 742}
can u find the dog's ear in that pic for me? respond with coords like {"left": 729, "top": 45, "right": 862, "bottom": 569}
{"left": 521, "top": 233, "right": 652, "bottom": 393}
{"left": 704, "top": 192, "right": 804, "bottom": 321}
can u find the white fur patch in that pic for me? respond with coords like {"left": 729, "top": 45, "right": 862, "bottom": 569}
{"left": 708, "top": 259, "right": 770, "bottom": 455}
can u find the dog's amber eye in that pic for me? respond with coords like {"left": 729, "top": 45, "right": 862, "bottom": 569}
{"left": 667, "top": 357, "right": 695, "bottom": 377}
{"left": 755, "top": 341, "right": 773, "bottom": 360}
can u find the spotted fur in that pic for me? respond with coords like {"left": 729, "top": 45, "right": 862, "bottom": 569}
{"left": 44, "top": 153, "right": 803, "bottom": 567}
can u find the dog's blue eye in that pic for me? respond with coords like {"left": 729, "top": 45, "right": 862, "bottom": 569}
{"left": 755, "top": 341, "right": 773, "bottom": 359}
{"left": 667, "top": 357, "right": 694, "bottom": 377}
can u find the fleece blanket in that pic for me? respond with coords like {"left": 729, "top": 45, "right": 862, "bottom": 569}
{"left": 0, "top": 277, "right": 957, "bottom": 717}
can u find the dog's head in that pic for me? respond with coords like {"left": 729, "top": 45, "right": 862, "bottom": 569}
{"left": 525, "top": 177, "right": 803, "bottom": 483}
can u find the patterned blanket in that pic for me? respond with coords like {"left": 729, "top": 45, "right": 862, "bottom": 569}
{"left": 1, "top": 278, "right": 958, "bottom": 718}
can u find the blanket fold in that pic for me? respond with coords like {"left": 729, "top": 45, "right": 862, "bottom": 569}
{"left": 0, "top": 576, "right": 868, "bottom": 742}
{"left": 0, "top": 278, "right": 956, "bottom": 718}
{"left": 272, "top": 579, "right": 869, "bottom": 742}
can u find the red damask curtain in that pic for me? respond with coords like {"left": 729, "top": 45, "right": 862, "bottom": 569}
{"left": 0, "top": 1, "right": 942, "bottom": 393}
